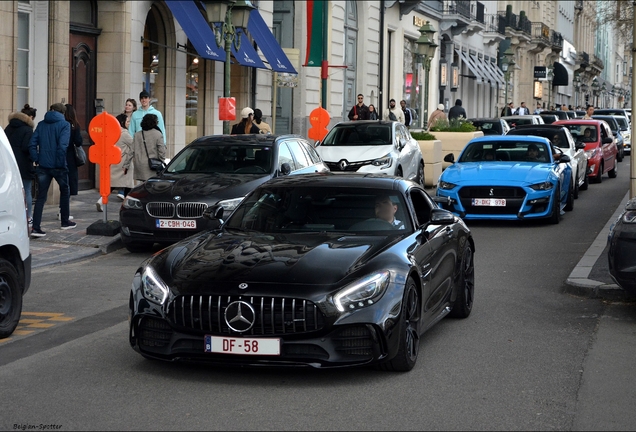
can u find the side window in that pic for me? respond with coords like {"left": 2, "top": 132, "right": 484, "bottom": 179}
{"left": 288, "top": 141, "right": 311, "bottom": 169}
{"left": 278, "top": 143, "right": 296, "bottom": 172}
{"left": 409, "top": 188, "right": 432, "bottom": 226}
{"left": 301, "top": 141, "right": 321, "bottom": 164}
{"left": 600, "top": 125, "right": 608, "bottom": 140}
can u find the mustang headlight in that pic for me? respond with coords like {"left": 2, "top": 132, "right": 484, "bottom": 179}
{"left": 139, "top": 266, "right": 169, "bottom": 305}
{"left": 123, "top": 196, "right": 143, "bottom": 210}
{"left": 217, "top": 197, "right": 244, "bottom": 212}
{"left": 529, "top": 181, "right": 554, "bottom": 191}
{"left": 438, "top": 181, "right": 457, "bottom": 190}
{"left": 333, "top": 271, "right": 390, "bottom": 312}
{"left": 372, "top": 154, "right": 393, "bottom": 168}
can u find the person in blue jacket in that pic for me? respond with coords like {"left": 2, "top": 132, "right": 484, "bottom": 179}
{"left": 29, "top": 103, "right": 75, "bottom": 237}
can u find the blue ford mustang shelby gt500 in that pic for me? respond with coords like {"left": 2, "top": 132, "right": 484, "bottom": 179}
{"left": 436, "top": 136, "right": 572, "bottom": 224}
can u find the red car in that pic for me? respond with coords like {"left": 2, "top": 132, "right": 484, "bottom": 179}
{"left": 554, "top": 119, "right": 617, "bottom": 184}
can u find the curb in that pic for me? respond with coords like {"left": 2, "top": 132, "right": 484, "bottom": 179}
{"left": 564, "top": 191, "right": 636, "bottom": 302}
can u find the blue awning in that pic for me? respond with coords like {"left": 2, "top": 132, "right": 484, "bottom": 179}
{"left": 248, "top": 10, "right": 297, "bottom": 74}
{"left": 165, "top": 1, "right": 225, "bottom": 62}
{"left": 232, "top": 30, "right": 268, "bottom": 69}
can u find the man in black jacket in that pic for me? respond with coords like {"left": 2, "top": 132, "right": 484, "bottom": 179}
{"left": 348, "top": 94, "right": 369, "bottom": 121}
{"left": 448, "top": 99, "right": 467, "bottom": 120}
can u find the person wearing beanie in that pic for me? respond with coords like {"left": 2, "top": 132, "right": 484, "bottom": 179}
{"left": 129, "top": 90, "right": 166, "bottom": 145}
{"left": 252, "top": 108, "right": 272, "bottom": 134}
{"left": 427, "top": 104, "right": 448, "bottom": 130}
{"left": 448, "top": 99, "right": 467, "bottom": 120}
{"left": 231, "top": 107, "right": 260, "bottom": 134}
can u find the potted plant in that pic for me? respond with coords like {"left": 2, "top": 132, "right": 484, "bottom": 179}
{"left": 410, "top": 131, "right": 442, "bottom": 188}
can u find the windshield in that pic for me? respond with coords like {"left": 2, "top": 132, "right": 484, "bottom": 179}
{"left": 225, "top": 186, "right": 413, "bottom": 234}
{"left": 321, "top": 123, "right": 393, "bottom": 146}
{"left": 614, "top": 117, "right": 629, "bottom": 130}
{"left": 562, "top": 125, "right": 598, "bottom": 142}
{"left": 459, "top": 141, "right": 552, "bottom": 163}
{"left": 165, "top": 145, "right": 273, "bottom": 174}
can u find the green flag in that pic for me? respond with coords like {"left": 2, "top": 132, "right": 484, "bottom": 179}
{"left": 304, "top": 0, "right": 324, "bottom": 67}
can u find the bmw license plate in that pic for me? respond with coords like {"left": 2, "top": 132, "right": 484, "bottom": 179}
{"left": 472, "top": 198, "right": 506, "bottom": 207}
{"left": 204, "top": 335, "right": 280, "bottom": 356}
{"left": 155, "top": 219, "right": 196, "bottom": 229}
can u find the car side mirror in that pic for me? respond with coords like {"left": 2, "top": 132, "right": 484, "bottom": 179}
{"left": 575, "top": 142, "right": 585, "bottom": 150}
{"left": 280, "top": 163, "right": 292, "bottom": 176}
{"left": 603, "top": 137, "right": 614, "bottom": 144}
{"left": 314, "top": 140, "right": 321, "bottom": 147}
{"left": 558, "top": 154, "right": 571, "bottom": 163}
{"left": 429, "top": 208, "right": 455, "bottom": 225}
{"left": 203, "top": 205, "right": 224, "bottom": 220}
{"left": 443, "top": 153, "right": 455, "bottom": 163}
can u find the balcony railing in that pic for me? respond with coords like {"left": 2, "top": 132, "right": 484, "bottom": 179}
{"left": 484, "top": 13, "right": 505, "bottom": 35}
{"left": 551, "top": 30, "right": 563, "bottom": 50}
{"left": 444, "top": 0, "right": 471, "bottom": 19}
{"left": 498, "top": 10, "right": 518, "bottom": 30}
{"left": 531, "top": 22, "right": 550, "bottom": 44}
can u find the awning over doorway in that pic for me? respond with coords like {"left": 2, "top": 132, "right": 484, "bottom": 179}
{"left": 165, "top": 1, "right": 225, "bottom": 61}
{"left": 457, "top": 50, "right": 486, "bottom": 82}
{"left": 483, "top": 59, "right": 505, "bottom": 86}
{"left": 247, "top": 10, "right": 297, "bottom": 74}
{"left": 232, "top": 30, "right": 268, "bottom": 69}
{"left": 553, "top": 61, "right": 569, "bottom": 86}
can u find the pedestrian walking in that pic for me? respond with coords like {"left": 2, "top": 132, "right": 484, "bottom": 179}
{"left": 427, "top": 104, "right": 448, "bottom": 130}
{"left": 400, "top": 100, "right": 416, "bottom": 127}
{"left": 348, "top": 94, "right": 369, "bottom": 121}
{"left": 368, "top": 104, "right": 379, "bottom": 120}
{"left": 383, "top": 99, "right": 405, "bottom": 123}
{"left": 231, "top": 107, "right": 260, "bottom": 134}
{"left": 517, "top": 102, "right": 530, "bottom": 115}
{"left": 129, "top": 90, "right": 166, "bottom": 145}
{"left": 63, "top": 104, "right": 83, "bottom": 221}
{"left": 29, "top": 103, "right": 75, "bottom": 237}
{"left": 125, "top": 113, "right": 166, "bottom": 183}
{"left": 253, "top": 108, "right": 272, "bottom": 134}
{"left": 501, "top": 102, "right": 515, "bottom": 117}
{"left": 448, "top": 99, "right": 467, "bottom": 120}
{"left": 5, "top": 104, "right": 37, "bottom": 227}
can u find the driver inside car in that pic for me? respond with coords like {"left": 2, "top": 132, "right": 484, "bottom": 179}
{"left": 375, "top": 195, "right": 405, "bottom": 229}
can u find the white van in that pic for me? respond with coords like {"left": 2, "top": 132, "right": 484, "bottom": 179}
{"left": 0, "top": 125, "right": 31, "bottom": 338}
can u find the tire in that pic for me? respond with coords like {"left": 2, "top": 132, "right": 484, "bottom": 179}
{"left": 0, "top": 259, "right": 23, "bottom": 339}
{"left": 416, "top": 162, "right": 425, "bottom": 187}
{"left": 580, "top": 171, "right": 589, "bottom": 191}
{"left": 593, "top": 161, "right": 603, "bottom": 184}
{"left": 617, "top": 146, "right": 623, "bottom": 162}
{"left": 548, "top": 185, "right": 560, "bottom": 224}
{"left": 608, "top": 160, "right": 618, "bottom": 178}
{"left": 573, "top": 171, "right": 579, "bottom": 199}
{"left": 378, "top": 277, "right": 420, "bottom": 372}
{"left": 449, "top": 239, "right": 474, "bottom": 319}
{"left": 564, "top": 182, "right": 574, "bottom": 212}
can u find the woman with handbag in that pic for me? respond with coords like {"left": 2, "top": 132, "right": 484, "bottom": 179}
{"left": 125, "top": 113, "right": 165, "bottom": 183}
{"left": 63, "top": 104, "right": 83, "bottom": 220}
{"left": 96, "top": 114, "right": 135, "bottom": 211}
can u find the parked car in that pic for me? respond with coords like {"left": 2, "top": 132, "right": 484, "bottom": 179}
{"left": 467, "top": 118, "right": 510, "bottom": 135}
{"left": 540, "top": 111, "right": 569, "bottom": 121}
{"left": 315, "top": 120, "right": 425, "bottom": 185}
{"left": 119, "top": 134, "right": 329, "bottom": 252}
{"left": 436, "top": 135, "right": 572, "bottom": 224}
{"left": 540, "top": 114, "right": 559, "bottom": 124}
{"left": 554, "top": 119, "right": 617, "bottom": 184}
{"left": 0, "top": 126, "right": 31, "bottom": 338}
{"left": 608, "top": 196, "right": 636, "bottom": 294}
{"left": 574, "top": 110, "right": 586, "bottom": 118}
{"left": 593, "top": 108, "right": 631, "bottom": 124}
{"left": 565, "top": 111, "right": 578, "bottom": 119}
{"left": 128, "top": 173, "right": 476, "bottom": 370}
{"left": 501, "top": 115, "right": 545, "bottom": 128}
{"left": 611, "top": 115, "right": 631, "bottom": 154}
{"left": 591, "top": 115, "right": 624, "bottom": 161}
{"left": 508, "top": 124, "right": 588, "bottom": 200}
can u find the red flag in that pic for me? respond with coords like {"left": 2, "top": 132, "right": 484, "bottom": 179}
{"left": 304, "top": 0, "right": 324, "bottom": 67}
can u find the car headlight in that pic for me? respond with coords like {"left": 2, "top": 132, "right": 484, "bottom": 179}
{"left": 372, "top": 155, "right": 393, "bottom": 168}
{"left": 438, "top": 181, "right": 457, "bottom": 190}
{"left": 217, "top": 197, "right": 244, "bottom": 212}
{"left": 529, "top": 181, "right": 554, "bottom": 191}
{"left": 333, "top": 271, "right": 390, "bottom": 312}
{"left": 123, "top": 196, "right": 143, "bottom": 210}
{"left": 585, "top": 149, "right": 598, "bottom": 159}
{"left": 139, "top": 266, "right": 169, "bottom": 305}
{"left": 623, "top": 210, "right": 636, "bottom": 223}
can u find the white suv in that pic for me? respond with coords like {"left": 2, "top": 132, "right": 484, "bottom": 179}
{"left": 0, "top": 126, "right": 31, "bottom": 338}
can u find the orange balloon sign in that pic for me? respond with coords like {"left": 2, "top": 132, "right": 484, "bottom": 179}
{"left": 308, "top": 107, "right": 330, "bottom": 141}
{"left": 89, "top": 112, "right": 122, "bottom": 205}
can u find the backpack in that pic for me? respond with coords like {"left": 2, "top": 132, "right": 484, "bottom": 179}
{"left": 388, "top": 111, "right": 397, "bottom": 121}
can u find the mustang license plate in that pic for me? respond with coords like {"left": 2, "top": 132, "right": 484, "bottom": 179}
{"left": 156, "top": 219, "right": 196, "bottom": 229}
{"left": 204, "top": 335, "right": 281, "bottom": 356}
{"left": 472, "top": 198, "right": 506, "bottom": 207}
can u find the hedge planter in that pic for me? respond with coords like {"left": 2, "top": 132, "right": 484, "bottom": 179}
{"left": 416, "top": 139, "right": 443, "bottom": 188}
{"left": 433, "top": 131, "right": 484, "bottom": 169}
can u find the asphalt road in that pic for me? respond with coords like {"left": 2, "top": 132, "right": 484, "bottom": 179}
{"left": 1, "top": 161, "right": 635, "bottom": 431}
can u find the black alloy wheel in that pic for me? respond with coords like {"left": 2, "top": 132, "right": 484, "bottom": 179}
{"left": 564, "top": 182, "right": 574, "bottom": 212}
{"left": 594, "top": 161, "right": 604, "bottom": 183}
{"left": 417, "top": 162, "right": 425, "bottom": 187}
{"left": 449, "top": 239, "right": 474, "bottom": 319}
{"left": 548, "top": 185, "right": 561, "bottom": 224}
{"left": 0, "top": 259, "right": 22, "bottom": 339}
{"left": 378, "top": 277, "right": 420, "bottom": 372}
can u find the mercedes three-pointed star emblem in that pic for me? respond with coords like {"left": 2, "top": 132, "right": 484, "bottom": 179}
{"left": 224, "top": 301, "right": 256, "bottom": 333}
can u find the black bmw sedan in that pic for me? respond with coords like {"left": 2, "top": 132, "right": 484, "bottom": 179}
{"left": 608, "top": 197, "right": 636, "bottom": 294}
{"left": 119, "top": 134, "right": 328, "bottom": 252}
{"left": 129, "top": 173, "right": 475, "bottom": 370}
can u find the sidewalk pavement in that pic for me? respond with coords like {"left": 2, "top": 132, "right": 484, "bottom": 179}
{"left": 29, "top": 189, "right": 636, "bottom": 302}
{"left": 30, "top": 189, "right": 124, "bottom": 269}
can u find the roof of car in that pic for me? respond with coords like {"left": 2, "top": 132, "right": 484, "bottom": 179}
{"left": 553, "top": 119, "right": 604, "bottom": 125}
{"left": 334, "top": 120, "right": 396, "bottom": 126}
{"left": 259, "top": 171, "right": 414, "bottom": 192}
{"left": 506, "top": 124, "right": 565, "bottom": 131}
{"left": 468, "top": 135, "right": 551, "bottom": 144}
{"left": 467, "top": 118, "right": 502, "bottom": 122}
{"left": 189, "top": 134, "right": 306, "bottom": 146}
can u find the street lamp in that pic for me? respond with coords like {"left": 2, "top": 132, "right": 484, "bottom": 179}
{"left": 204, "top": 0, "right": 255, "bottom": 134}
{"left": 500, "top": 47, "right": 515, "bottom": 114}
{"left": 573, "top": 73, "right": 581, "bottom": 108}
{"left": 415, "top": 21, "right": 438, "bottom": 129}
{"left": 591, "top": 78, "right": 600, "bottom": 107}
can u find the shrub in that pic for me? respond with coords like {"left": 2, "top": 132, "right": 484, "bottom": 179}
{"left": 430, "top": 117, "right": 476, "bottom": 132}
{"left": 410, "top": 131, "right": 437, "bottom": 140}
